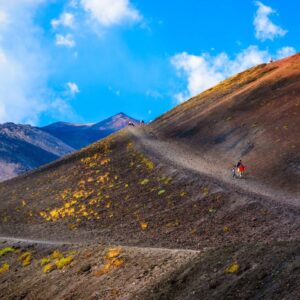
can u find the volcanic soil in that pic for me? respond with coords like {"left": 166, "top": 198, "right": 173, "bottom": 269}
{"left": 0, "top": 54, "right": 300, "bottom": 299}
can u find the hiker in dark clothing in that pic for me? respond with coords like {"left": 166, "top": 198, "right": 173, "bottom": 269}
{"left": 231, "top": 165, "right": 237, "bottom": 178}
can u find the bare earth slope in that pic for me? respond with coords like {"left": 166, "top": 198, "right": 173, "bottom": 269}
{"left": 150, "top": 54, "right": 300, "bottom": 198}
{"left": 0, "top": 127, "right": 299, "bottom": 299}
{"left": 0, "top": 123, "right": 74, "bottom": 181}
{"left": 0, "top": 55, "right": 299, "bottom": 299}
{"left": 130, "top": 127, "right": 299, "bottom": 207}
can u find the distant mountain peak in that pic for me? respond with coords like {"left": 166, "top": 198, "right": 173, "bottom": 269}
{"left": 40, "top": 113, "right": 139, "bottom": 149}
{"left": 0, "top": 123, "right": 74, "bottom": 181}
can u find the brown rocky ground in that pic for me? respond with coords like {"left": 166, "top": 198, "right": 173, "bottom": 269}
{"left": 0, "top": 131, "right": 298, "bottom": 249}
{"left": 0, "top": 129, "right": 299, "bottom": 299}
{"left": 0, "top": 54, "right": 299, "bottom": 299}
{"left": 150, "top": 54, "right": 300, "bottom": 198}
{"left": 0, "top": 239, "right": 199, "bottom": 300}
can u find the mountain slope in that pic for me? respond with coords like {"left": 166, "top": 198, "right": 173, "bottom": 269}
{"left": 0, "top": 55, "right": 299, "bottom": 299}
{"left": 150, "top": 53, "right": 300, "bottom": 197}
{"left": 41, "top": 113, "right": 139, "bottom": 149}
{"left": 0, "top": 128, "right": 299, "bottom": 299}
{"left": 0, "top": 123, "right": 74, "bottom": 181}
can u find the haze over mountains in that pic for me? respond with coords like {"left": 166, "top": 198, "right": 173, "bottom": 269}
{"left": 0, "top": 113, "right": 137, "bottom": 181}
{"left": 0, "top": 54, "right": 299, "bottom": 299}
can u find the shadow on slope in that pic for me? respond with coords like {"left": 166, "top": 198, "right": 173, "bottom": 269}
{"left": 150, "top": 54, "right": 300, "bottom": 197}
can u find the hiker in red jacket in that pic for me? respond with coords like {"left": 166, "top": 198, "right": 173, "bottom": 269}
{"left": 236, "top": 160, "right": 245, "bottom": 178}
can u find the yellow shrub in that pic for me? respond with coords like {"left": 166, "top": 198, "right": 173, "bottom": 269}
{"left": 0, "top": 247, "right": 15, "bottom": 256}
{"left": 202, "top": 187, "right": 209, "bottom": 196}
{"left": 51, "top": 250, "right": 63, "bottom": 260}
{"left": 106, "top": 247, "right": 122, "bottom": 259}
{"left": 140, "top": 222, "right": 148, "bottom": 230}
{"left": 225, "top": 262, "right": 240, "bottom": 273}
{"left": 111, "top": 258, "right": 125, "bottom": 267}
{"left": 100, "top": 158, "right": 111, "bottom": 166}
{"left": 40, "top": 257, "right": 51, "bottom": 266}
{"left": 43, "top": 263, "right": 55, "bottom": 273}
{"left": 18, "top": 252, "right": 31, "bottom": 267}
{"left": 0, "top": 263, "right": 9, "bottom": 274}
{"left": 141, "top": 157, "right": 155, "bottom": 170}
{"left": 95, "top": 258, "right": 124, "bottom": 277}
{"left": 140, "top": 179, "right": 149, "bottom": 185}
{"left": 55, "top": 256, "right": 73, "bottom": 269}
{"left": 223, "top": 226, "right": 230, "bottom": 233}
{"left": 158, "top": 189, "right": 166, "bottom": 196}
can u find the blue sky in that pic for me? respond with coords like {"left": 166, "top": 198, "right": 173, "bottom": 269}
{"left": 0, "top": 0, "right": 299, "bottom": 126}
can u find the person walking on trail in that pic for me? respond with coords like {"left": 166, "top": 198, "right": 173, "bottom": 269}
{"left": 231, "top": 165, "right": 237, "bottom": 178}
{"left": 236, "top": 160, "right": 245, "bottom": 178}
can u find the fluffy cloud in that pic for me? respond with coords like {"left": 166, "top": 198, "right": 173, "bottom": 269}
{"left": 51, "top": 12, "right": 75, "bottom": 29}
{"left": 81, "top": 0, "right": 142, "bottom": 27}
{"left": 172, "top": 46, "right": 296, "bottom": 103}
{"left": 0, "top": 1, "right": 76, "bottom": 124}
{"left": 0, "top": 2, "right": 49, "bottom": 124}
{"left": 66, "top": 82, "right": 80, "bottom": 96}
{"left": 276, "top": 46, "right": 296, "bottom": 59}
{"left": 254, "top": 1, "right": 287, "bottom": 41}
{"left": 0, "top": 10, "right": 9, "bottom": 25}
{"left": 55, "top": 34, "right": 76, "bottom": 47}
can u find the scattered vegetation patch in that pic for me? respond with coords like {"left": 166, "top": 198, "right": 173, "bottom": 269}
{"left": 55, "top": 256, "right": 74, "bottom": 269}
{"left": 51, "top": 250, "right": 63, "bottom": 260}
{"left": 225, "top": 262, "right": 240, "bottom": 274}
{"left": 41, "top": 250, "right": 76, "bottom": 273}
{"left": 106, "top": 247, "right": 122, "bottom": 259}
{"left": 0, "top": 247, "right": 15, "bottom": 256}
{"left": 0, "top": 262, "right": 9, "bottom": 274}
{"left": 40, "top": 257, "right": 52, "bottom": 266}
{"left": 140, "top": 179, "right": 150, "bottom": 185}
{"left": 18, "top": 251, "right": 32, "bottom": 267}
{"left": 43, "top": 263, "right": 55, "bottom": 274}
{"left": 95, "top": 247, "right": 125, "bottom": 277}
{"left": 140, "top": 222, "right": 148, "bottom": 230}
{"left": 158, "top": 189, "right": 166, "bottom": 196}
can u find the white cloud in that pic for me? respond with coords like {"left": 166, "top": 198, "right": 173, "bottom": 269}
{"left": 0, "top": 1, "right": 77, "bottom": 125}
{"left": 49, "top": 97, "right": 77, "bottom": 120}
{"left": 66, "top": 82, "right": 80, "bottom": 96}
{"left": 51, "top": 12, "right": 75, "bottom": 29}
{"left": 0, "top": 10, "right": 9, "bottom": 26}
{"left": 171, "top": 45, "right": 296, "bottom": 103}
{"left": 81, "top": 0, "right": 142, "bottom": 27}
{"left": 276, "top": 46, "right": 296, "bottom": 59}
{"left": 0, "top": 2, "right": 49, "bottom": 124}
{"left": 55, "top": 34, "right": 76, "bottom": 47}
{"left": 69, "top": 0, "right": 79, "bottom": 8}
{"left": 254, "top": 1, "right": 287, "bottom": 41}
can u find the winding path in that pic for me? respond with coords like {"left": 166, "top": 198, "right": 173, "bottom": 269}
{"left": 129, "top": 127, "right": 300, "bottom": 208}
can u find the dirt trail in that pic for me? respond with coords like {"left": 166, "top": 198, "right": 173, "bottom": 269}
{"left": 129, "top": 127, "right": 300, "bottom": 208}
{"left": 0, "top": 236, "right": 202, "bottom": 255}
{"left": 0, "top": 236, "right": 74, "bottom": 246}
